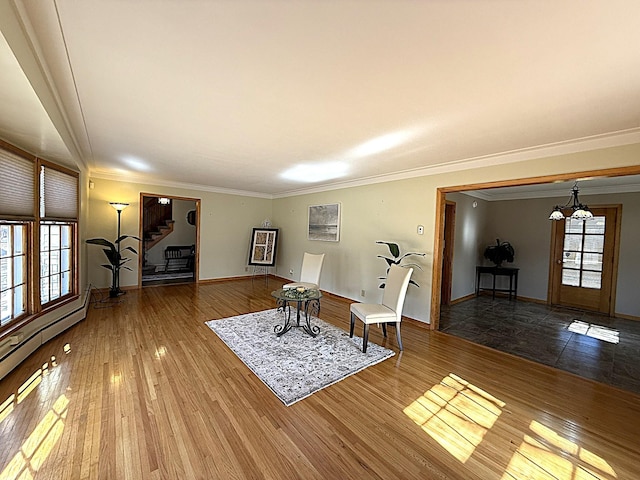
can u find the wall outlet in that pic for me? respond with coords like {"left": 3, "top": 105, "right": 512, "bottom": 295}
{"left": 361, "top": 289, "right": 366, "bottom": 297}
{"left": 289, "top": 269, "right": 294, "bottom": 275}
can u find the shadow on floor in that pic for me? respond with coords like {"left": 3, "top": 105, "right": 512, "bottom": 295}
{"left": 439, "top": 296, "right": 640, "bottom": 395}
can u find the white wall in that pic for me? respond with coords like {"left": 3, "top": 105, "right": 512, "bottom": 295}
{"left": 446, "top": 193, "right": 488, "bottom": 299}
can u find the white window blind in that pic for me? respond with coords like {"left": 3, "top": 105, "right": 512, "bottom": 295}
{"left": 41, "top": 165, "right": 78, "bottom": 220}
{"left": 0, "top": 148, "right": 35, "bottom": 218}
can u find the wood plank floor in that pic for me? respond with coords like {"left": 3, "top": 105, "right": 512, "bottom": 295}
{"left": 1, "top": 278, "right": 639, "bottom": 479}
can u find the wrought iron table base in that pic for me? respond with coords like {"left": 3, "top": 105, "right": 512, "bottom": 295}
{"left": 274, "top": 298, "right": 321, "bottom": 337}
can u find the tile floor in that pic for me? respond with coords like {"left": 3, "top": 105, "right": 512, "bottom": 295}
{"left": 439, "top": 296, "right": 640, "bottom": 395}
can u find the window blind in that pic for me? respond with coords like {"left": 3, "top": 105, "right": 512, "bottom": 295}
{"left": 41, "top": 165, "right": 78, "bottom": 220}
{"left": 0, "top": 147, "right": 35, "bottom": 217}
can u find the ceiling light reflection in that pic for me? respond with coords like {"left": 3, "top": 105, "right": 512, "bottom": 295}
{"left": 349, "top": 130, "right": 415, "bottom": 158}
{"left": 281, "top": 161, "right": 349, "bottom": 183}
{"left": 121, "top": 155, "right": 152, "bottom": 172}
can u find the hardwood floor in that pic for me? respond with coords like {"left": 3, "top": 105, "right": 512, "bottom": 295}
{"left": 1, "top": 278, "right": 639, "bottom": 479}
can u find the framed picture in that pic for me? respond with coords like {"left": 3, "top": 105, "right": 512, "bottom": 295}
{"left": 248, "top": 228, "right": 279, "bottom": 266}
{"left": 308, "top": 203, "right": 341, "bottom": 242}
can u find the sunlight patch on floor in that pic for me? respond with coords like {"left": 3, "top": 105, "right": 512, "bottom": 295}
{"left": 0, "top": 394, "right": 69, "bottom": 480}
{"left": 501, "top": 420, "right": 617, "bottom": 479}
{"left": 568, "top": 320, "right": 619, "bottom": 344}
{"left": 403, "top": 373, "right": 505, "bottom": 463}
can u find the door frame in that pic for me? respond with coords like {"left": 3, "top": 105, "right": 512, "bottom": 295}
{"left": 138, "top": 193, "right": 201, "bottom": 287}
{"left": 430, "top": 165, "right": 640, "bottom": 329}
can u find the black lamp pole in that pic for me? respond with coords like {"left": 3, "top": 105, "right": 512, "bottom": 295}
{"left": 110, "top": 202, "right": 129, "bottom": 296}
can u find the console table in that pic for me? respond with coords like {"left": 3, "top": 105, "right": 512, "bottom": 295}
{"left": 475, "top": 266, "right": 519, "bottom": 300}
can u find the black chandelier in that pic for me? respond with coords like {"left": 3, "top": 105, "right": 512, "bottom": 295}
{"left": 548, "top": 182, "right": 593, "bottom": 221}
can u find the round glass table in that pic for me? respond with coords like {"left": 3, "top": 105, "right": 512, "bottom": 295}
{"left": 271, "top": 288, "right": 322, "bottom": 337}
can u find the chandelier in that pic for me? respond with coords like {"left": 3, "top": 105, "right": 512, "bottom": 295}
{"left": 548, "top": 182, "right": 593, "bottom": 221}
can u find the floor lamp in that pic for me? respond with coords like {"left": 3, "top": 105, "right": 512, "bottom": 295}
{"left": 110, "top": 202, "right": 129, "bottom": 296}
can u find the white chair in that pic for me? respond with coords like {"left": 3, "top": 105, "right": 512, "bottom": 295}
{"left": 350, "top": 264, "right": 413, "bottom": 353}
{"left": 283, "top": 252, "right": 325, "bottom": 290}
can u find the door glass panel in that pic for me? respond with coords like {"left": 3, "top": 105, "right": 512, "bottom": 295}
{"left": 561, "top": 215, "right": 605, "bottom": 289}
{"left": 563, "top": 234, "right": 583, "bottom": 251}
{"left": 582, "top": 271, "right": 602, "bottom": 289}
{"left": 565, "top": 218, "right": 584, "bottom": 233}
{"left": 562, "top": 251, "right": 580, "bottom": 267}
{"left": 562, "top": 269, "right": 580, "bottom": 286}
{"left": 583, "top": 235, "right": 604, "bottom": 253}
{"left": 585, "top": 216, "right": 605, "bottom": 234}
{"left": 582, "top": 253, "right": 603, "bottom": 272}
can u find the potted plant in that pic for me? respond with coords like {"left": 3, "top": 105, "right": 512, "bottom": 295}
{"left": 376, "top": 241, "right": 425, "bottom": 288}
{"left": 483, "top": 239, "right": 515, "bottom": 267}
{"left": 87, "top": 235, "right": 140, "bottom": 297}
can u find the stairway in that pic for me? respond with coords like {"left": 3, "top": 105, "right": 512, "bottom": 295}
{"left": 142, "top": 197, "right": 174, "bottom": 265}
{"left": 144, "top": 219, "right": 175, "bottom": 250}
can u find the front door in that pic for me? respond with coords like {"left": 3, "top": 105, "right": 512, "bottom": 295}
{"left": 549, "top": 206, "right": 620, "bottom": 314}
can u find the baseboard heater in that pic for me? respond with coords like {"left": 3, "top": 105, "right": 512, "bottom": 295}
{"left": 0, "top": 285, "right": 91, "bottom": 380}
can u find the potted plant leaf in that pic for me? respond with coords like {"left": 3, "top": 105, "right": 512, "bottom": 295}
{"left": 483, "top": 239, "right": 515, "bottom": 267}
{"left": 87, "top": 235, "right": 140, "bottom": 297}
{"left": 376, "top": 241, "right": 425, "bottom": 288}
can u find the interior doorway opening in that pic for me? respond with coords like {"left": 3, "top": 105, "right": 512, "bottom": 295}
{"left": 140, "top": 194, "right": 200, "bottom": 287}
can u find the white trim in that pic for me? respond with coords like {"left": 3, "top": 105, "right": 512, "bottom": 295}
{"left": 92, "top": 128, "right": 640, "bottom": 199}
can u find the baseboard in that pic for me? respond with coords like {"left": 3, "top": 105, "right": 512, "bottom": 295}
{"left": 0, "top": 285, "right": 91, "bottom": 381}
{"left": 450, "top": 293, "right": 476, "bottom": 305}
{"left": 611, "top": 312, "right": 640, "bottom": 322}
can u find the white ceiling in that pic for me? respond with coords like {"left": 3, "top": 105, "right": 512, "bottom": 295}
{"left": 1, "top": 0, "right": 640, "bottom": 197}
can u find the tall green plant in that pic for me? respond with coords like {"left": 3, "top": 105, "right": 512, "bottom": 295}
{"left": 87, "top": 235, "right": 140, "bottom": 297}
{"left": 376, "top": 241, "right": 425, "bottom": 288}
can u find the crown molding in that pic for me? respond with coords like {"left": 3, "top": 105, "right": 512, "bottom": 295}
{"left": 92, "top": 128, "right": 640, "bottom": 200}
{"left": 273, "top": 128, "right": 640, "bottom": 198}
{"left": 463, "top": 181, "right": 640, "bottom": 202}
{"left": 89, "top": 170, "right": 274, "bottom": 199}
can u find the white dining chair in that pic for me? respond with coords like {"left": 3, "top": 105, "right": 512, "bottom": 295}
{"left": 349, "top": 264, "right": 413, "bottom": 353}
{"left": 283, "top": 252, "right": 325, "bottom": 290}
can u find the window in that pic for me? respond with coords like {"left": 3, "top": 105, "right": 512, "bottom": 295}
{"left": 1, "top": 223, "right": 27, "bottom": 326}
{"left": 562, "top": 216, "right": 605, "bottom": 289}
{"left": 0, "top": 140, "right": 79, "bottom": 332}
{"left": 39, "top": 163, "right": 78, "bottom": 307}
{"left": 40, "top": 223, "right": 73, "bottom": 305}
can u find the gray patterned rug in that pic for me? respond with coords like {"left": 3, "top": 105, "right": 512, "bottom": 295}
{"left": 205, "top": 309, "right": 395, "bottom": 406}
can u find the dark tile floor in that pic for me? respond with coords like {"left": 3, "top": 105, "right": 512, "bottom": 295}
{"left": 439, "top": 296, "right": 640, "bottom": 396}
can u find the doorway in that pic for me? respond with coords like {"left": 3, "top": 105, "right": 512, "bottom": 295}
{"left": 440, "top": 201, "right": 456, "bottom": 306}
{"left": 139, "top": 194, "right": 200, "bottom": 286}
{"left": 549, "top": 206, "right": 621, "bottom": 315}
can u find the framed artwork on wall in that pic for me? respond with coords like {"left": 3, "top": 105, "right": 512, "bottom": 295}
{"left": 248, "top": 228, "right": 279, "bottom": 266}
{"left": 308, "top": 203, "right": 341, "bottom": 242}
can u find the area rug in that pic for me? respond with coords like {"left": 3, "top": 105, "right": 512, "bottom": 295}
{"left": 205, "top": 309, "right": 395, "bottom": 406}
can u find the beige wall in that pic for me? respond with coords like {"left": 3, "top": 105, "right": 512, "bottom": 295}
{"left": 84, "top": 143, "right": 640, "bottom": 323}
{"left": 272, "top": 143, "right": 640, "bottom": 324}
{"left": 86, "top": 178, "right": 272, "bottom": 288}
